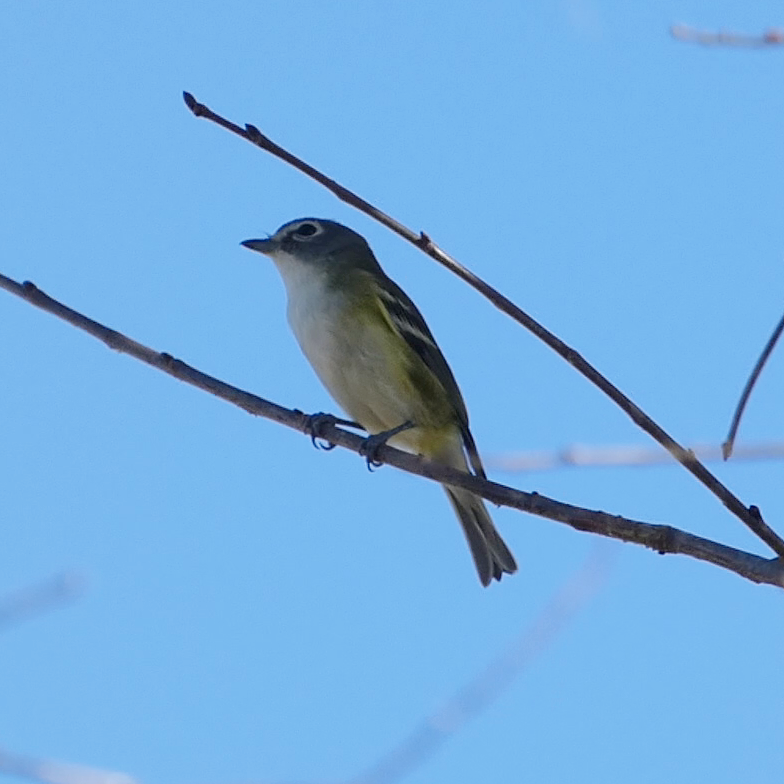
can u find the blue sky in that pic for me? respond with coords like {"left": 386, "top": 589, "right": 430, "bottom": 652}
{"left": 2, "top": 2, "right": 783, "bottom": 783}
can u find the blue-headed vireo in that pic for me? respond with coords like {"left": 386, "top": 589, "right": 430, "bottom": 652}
{"left": 241, "top": 218, "right": 517, "bottom": 586}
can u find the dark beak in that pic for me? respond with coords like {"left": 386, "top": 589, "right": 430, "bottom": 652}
{"left": 240, "top": 238, "right": 276, "bottom": 255}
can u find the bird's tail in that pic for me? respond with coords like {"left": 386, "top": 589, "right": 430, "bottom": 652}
{"left": 443, "top": 485, "right": 517, "bottom": 586}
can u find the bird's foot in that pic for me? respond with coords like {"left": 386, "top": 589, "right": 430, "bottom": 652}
{"left": 358, "top": 421, "right": 414, "bottom": 471}
{"left": 301, "top": 411, "right": 361, "bottom": 451}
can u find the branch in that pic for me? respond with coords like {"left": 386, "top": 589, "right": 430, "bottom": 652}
{"left": 723, "top": 310, "right": 784, "bottom": 459}
{"left": 182, "top": 91, "right": 784, "bottom": 560}
{"left": 490, "top": 441, "right": 784, "bottom": 472}
{"left": 671, "top": 24, "right": 784, "bottom": 47}
{"left": 0, "top": 573, "right": 84, "bottom": 630}
{"left": 2, "top": 272, "right": 782, "bottom": 588}
{"left": 0, "top": 749, "right": 137, "bottom": 784}
{"left": 350, "top": 547, "right": 609, "bottom": 784}
{"left": 0, "top": 552, "right": 606, "bottom": 784}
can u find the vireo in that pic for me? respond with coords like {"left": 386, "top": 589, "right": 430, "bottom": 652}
{"left": 241, "top": 218, "right": 517, "bottom": 586}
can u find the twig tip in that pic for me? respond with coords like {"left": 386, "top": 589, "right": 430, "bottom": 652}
{"left": 183, "top": 91, "right": 205, "bottom": 117}
{"left": 670, "top": 24, "right": 688, "bottom": 39}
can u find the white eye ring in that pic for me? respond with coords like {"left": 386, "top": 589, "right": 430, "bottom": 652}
{"left": 290, "top": 221, "right": 323, "bottom": 240}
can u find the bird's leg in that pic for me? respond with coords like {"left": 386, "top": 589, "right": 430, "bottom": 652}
{"left": 301, "top": 411, "right": 364, "bottom": 451}
{"left": 359, "top": 420, "right": 415, "bottom": 471}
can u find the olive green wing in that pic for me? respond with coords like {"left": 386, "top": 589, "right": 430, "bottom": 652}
{"left": 375, "top": 274, "right": 487, "bottom": 480}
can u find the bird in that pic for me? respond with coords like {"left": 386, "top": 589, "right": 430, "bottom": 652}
{"left": 241, "top": 218, "right": 516, "bottom": 586}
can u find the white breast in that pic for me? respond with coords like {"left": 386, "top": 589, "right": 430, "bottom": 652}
{"left": 274, "top": 255, "right": 353, "bottom": 400}
{"left": 272, "top": 253, "right": 412, "bottom": 434}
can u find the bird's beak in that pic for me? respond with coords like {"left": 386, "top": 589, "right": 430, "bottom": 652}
{"left": 240, "top": 238, "right": 276, "bottom": 255}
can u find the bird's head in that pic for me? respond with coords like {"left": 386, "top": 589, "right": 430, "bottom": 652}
{"left": 241, "top": 218, "right": 380, "bottom": 276}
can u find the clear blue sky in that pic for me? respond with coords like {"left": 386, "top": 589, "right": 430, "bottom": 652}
{"left": 2, "top": 2, "right": 783, "bottom": 783}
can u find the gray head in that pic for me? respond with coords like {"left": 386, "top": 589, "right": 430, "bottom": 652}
{"left": 241, "top": 218, "right": 383, "bottom": 276}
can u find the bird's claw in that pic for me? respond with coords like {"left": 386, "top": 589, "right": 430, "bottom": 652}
{"left": 302, "top": 412, "right": 339, "bottom": 450}
{"left": 358, "top": 420, "right": 415, "bottom": 472}
{"left": 358, "top": 434, "right": 388, "bottom": 471}
{"left": 301, "top": 412, "right": 364, "bottom": 450}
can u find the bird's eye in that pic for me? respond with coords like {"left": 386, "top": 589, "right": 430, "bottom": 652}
{"left": 292, "top": 222, "right": 320, "bottom": 239}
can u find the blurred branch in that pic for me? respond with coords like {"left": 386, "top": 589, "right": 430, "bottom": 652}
{"left": 0, "top": 551, "right": 607, "bottom": 784}
{"left": 0, "top": 573, "right": 84, "bottom": 630}
{"left": 0, "top": 749, "right": 137, "bottom": 784}
{"left": 182, "top": 91, "right": 784, "bottom": 561}
{"left": 723, "top": 311, "right": 784, "bottom": 459}
{"left": 1, "top": 272, "right": 783, "bottom": 588}
{"left": 350, "top": 545, "right": 610, "bottom": 784}
{"left": 671, "top": 24, "right": 784, "bottom": 47}
{"left": 490, "top": 441, "right": 784, "bottom": 473}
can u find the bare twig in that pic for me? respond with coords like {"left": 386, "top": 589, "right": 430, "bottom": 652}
{"left": 2, "top": 272, "right": 782, "bottom": 588}
{"left": 723, "top": 311, "right": 784, "bottom": 460}
{"left": 181, "top": 91, "right": 784, "bottom": 559}
{"left": 491, "top": 441, "right": 784, "bottom": 473}
{"left": 0, "top": 573, "right": 84, "bottom": 630}
{"left": 0, "top": 749, "right": 137, "bottom": 784}
{"left": 0, "top": 551, "right": 606, "bottom": 784}
{"left": 350, "top": 546, "right": 610, "bottom": 784}
{"left": 671, "top": 24, "right": 784, "bottom": 47}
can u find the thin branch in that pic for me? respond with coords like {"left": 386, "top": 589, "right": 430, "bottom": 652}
{"left": 0, "top": 552, "right": 605, "bottom": 784}
{"left": 0, "top": 573, "right": 84, "bottom": 630}
{"left": 350, "top": 546, "right": 610, "bottom": 784}
{"left": 723, "top": 310, "right": 784, "bottom": 459}
{"left": 181, "top": 91, "right": 784, "bottom": 560}
{"left": 491, "top": 441, "right": 784, "bottom": 473}
{"left": 671, "top": 24, "right": 784, "bottom": 47}
{"left": 2, "top": 273, "right": 782, "bottom": 588}
{"left": 0, "top": 749, "right": 138, "bottom": 784}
